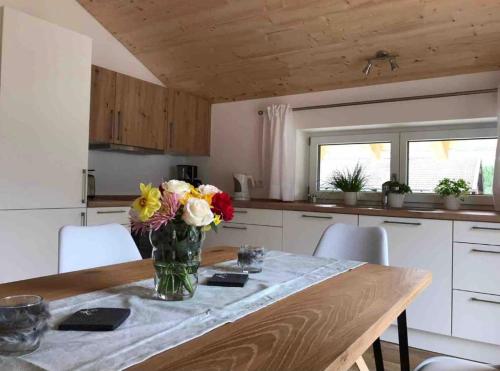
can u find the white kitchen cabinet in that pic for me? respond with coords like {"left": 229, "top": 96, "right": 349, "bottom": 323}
{"left": 231, "top": 208, "right": 282, "bottom": 227}
{"left": 0, "top": 7, "right": 92, "bottom": 209}
{"left": 204, "top": 223, "right": 283, "bottom": 251}
{"left": 453, "top": 290, "right": 500, "bottom": 346}
{"left": 283, "top": 211, "right": 357, "bottom": 255}
{"left": 453, "top": 242, "right": 500, "bottom": 296}
{"left": 359, "top": 215, "right": 452, "bottom": 335}
{"left": 87, "top": 207, "right": 131, "bottom": 231}
{"left": 0, "top": 208, "right": 86, "bottom": 283}
{"left": 454, "top": 221, "right": 500, "bottom": 245}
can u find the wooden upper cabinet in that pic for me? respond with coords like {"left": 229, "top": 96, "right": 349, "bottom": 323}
{"left": 167, "top": 89, "right": 211, "bottom": 156}
{"left": 115, "top": 73, "right": 166, "bottom": 150}
{"left": 194, "top": 97, "right": 211, "bottom": 155}
{"left": 89, "top": 65, "right": 210, "bottom": 155}
{"left": 89, "top": 66, "right": 116, "bottom": 144}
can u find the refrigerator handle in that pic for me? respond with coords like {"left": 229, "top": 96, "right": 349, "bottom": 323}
{"left": 81, "top": 169, "right": 87, "bottom": 204}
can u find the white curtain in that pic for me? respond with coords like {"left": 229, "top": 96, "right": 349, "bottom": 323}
{"left": 493, "top": 88, "right": 500, "bottom": 210}
{"left": 260, "top": 104, "right": 296, "bottom": 201}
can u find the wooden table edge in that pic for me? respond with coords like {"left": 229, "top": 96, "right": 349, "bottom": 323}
{"left": 0, "top": 247, "right": 432, "bottom": 371}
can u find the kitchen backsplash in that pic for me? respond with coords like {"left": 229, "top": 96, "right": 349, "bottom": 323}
{"left": 88, "top": 151, "right": 209, "bottom": 195}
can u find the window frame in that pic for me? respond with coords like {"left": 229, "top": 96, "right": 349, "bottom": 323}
{"left": 309, "top": 124, "right": 497, "bottom": 205}
{"left": 309, "top": 133, "right": 400, "bottom": 202}
{"left": 400, "top": 127, "right": 497, "bottom": 205}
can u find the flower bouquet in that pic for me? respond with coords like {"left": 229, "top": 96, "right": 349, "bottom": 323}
{"left": 130, "top": 181, "right": 234, "bottom": 301}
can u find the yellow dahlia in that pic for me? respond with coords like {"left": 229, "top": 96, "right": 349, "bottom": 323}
{"left": 132, "top": 183, "right": 161, "bottom": 222}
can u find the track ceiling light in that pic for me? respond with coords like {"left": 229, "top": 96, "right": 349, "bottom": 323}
{"left": 362, "top": 50, "right": 399, "bottom": 76}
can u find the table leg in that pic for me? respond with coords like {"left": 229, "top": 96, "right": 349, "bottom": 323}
{"left": 372, "top": 337, "right": 384, "bottom": 371}
{"left": 397, "top": 310, "right": 410, "bottom": 371}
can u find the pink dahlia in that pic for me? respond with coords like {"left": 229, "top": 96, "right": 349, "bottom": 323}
{"left": 130, "top": 191, "right": 180, "bottom": 234}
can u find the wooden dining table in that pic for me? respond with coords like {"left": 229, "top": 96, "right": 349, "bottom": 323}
{"left": 0, "top": 246, "right": 431, "bottom": 371}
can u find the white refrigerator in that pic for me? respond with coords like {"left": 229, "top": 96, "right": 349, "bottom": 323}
{"left": 0, "top": 7, "right": 92, "bottom": 283}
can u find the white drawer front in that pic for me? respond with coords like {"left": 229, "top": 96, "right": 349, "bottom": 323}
{"left": 230, "top": 208, "right": 282, "bottom": 227}
{"left": 87, "top": 207, "right": 130, "bottom": 229}
{"left": 454, "top": 243, "right": 500, "bottom": 296}
{"left": 454, "top": 221, "right": 500, "bottom": 245}
{"left": 204, "top": 223, "right": 282, "bottom": 251}
{"left": 453, "top": 290, "right": 500, "bottom": 346}
{"left": 360, "top": 215, "right": 452, "bottom": 336}
{"left": 283, "top": 211, "right": 358, "bottom": 255}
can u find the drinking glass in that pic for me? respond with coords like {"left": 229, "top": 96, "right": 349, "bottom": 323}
{"left": 0, "top": 295, "right": 49, "bottom": 356}
{"left": 237, "top": 245, "right": 265, "bottom": 273}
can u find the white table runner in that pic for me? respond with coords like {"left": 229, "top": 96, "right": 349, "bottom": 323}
{"left": 1, "top": 251, "right": 364, "bottom": 371}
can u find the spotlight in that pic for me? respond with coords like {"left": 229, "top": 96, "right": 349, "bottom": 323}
{"left": 361, "top": 50, "right": 399, "bottom": 76}
{"left": 362, "top": 61, "right": 373, "bottom": 76}
{"left": 389, "top": 58, "right": 399, "bottom": 71}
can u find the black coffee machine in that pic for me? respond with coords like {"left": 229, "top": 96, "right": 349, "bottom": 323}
{"left": 177, "top": 165, "right": 202, "bottom": 187}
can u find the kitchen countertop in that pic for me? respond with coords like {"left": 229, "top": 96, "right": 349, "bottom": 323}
{"left": 232, "top": 199, "right": 500, "bottom": 223}
{"left": 88, "top": 196, "right": 500, "bottom": 223}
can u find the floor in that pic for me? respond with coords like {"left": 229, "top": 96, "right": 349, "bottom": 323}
{"left": 347, "top": 341, "right": 441, "bottom": 371}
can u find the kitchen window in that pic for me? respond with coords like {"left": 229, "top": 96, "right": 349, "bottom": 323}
{"left": 318, "top": 142, "right": 391, "bottom": 191}
{"left": 401, "top": 128, "right": 497, "bottom": 198}
{"left": 310, "top": 133, "right": 399, "bottom": 194}
{"left": 310, "top": 125, "right": 497, "bottom": 204}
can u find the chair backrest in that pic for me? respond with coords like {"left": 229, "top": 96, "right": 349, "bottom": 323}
{"left": 313, "top": 223, "right": 389, "bottom": 265}
{"left": 58, "top": 223, "right": 142, "bottom": 273}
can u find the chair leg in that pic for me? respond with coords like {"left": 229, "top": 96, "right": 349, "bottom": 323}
{"left": 355, "top": 357, "right": 369, "bottom": 371}
{"left": 398, "top": 310, "right": 410, "bottom": 371}
{"left": 373, "top": 337, "right": 385, "bottom": 371}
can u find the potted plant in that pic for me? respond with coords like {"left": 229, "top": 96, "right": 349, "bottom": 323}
{"left": 130, "top": 181, "right": 234, "bottom": 301}
{"left": 434, "top": 178, "right": 470, "bottom": 210}
{"left": 387, "top": 181, "right": 412, "bottom": 208}
{"left": 327, "top": 164, "right": 367, "bottom": 206}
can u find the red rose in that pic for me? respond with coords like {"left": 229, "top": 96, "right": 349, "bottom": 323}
{"left": 211, "top": 192, "right": 234, "bottom": 222}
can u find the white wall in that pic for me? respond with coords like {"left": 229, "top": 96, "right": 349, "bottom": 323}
{"left": 209, "top": 71, "right": 500, "bottom": 198}
{"left": 0, "top": 0, "right": 161, "bottom": 84}
{"left": 88, "top": 152, "right": 209, "bottom": 195}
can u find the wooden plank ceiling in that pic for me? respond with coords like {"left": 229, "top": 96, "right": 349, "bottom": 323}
{"left": 78, "top": 0, "right": 500, "bottom": 103}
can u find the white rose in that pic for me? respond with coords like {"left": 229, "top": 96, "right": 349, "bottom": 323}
{"left": 197, "top": 184, "right": 221, "bottom": 195}
{"left": 182, "top": 198, "right": 214, "bottom": 227}
{"left": 163, "top": 180, "right": 192, "bottom": 196}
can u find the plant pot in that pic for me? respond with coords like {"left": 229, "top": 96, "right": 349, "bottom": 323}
{"left": 443, "top": 196, "right": 461, "bottom": 211}
{"left": 149, "top": 223, "right": 204, "bottom": 301}
{"left": 343, "top": 192, "right": 358, "bottom": 206}
{"left": 388, "top": 193, "right": 406, "bottom": 208}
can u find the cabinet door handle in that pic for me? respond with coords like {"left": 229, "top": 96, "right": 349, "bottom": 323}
{"left": 81, "top": 169, "right": 87, "bottom": 204}
{"left": 222, "top": 225, "right": 247, "bottom": 230}
{"left": 96, "top": 210, "right": 127, "bottom": 214}
{"left": 471, "top": 226, "right": 500, "bottom": 231}
{"left": 80, "top": 212, "right": 86, "bottom": 226}
{"left": 117, "top": 111, "right": 122, "bottom": 142}
{"left": 383, "top": 220, "right": 421, "bottom": 226}
{"left": 110, "top": 109, "right": 115, "bottom": 140}
{"left": 471, "top": 248, "right": 500, "bottom": 254}
{"left": 301, "top": 214, "right": 333, "bottom": 220}
{"left": 234, "top": 210, "right": 248, "bottom": 214}
{"left": 169, "top": 122, "right": 174, "bottom": 148}
{"left": 470, "top": 297, "right": 500, "bottom": 306}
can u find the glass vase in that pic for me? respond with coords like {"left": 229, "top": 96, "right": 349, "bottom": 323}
{"left": 149, "top": 223, "right": 204, "bottom": 301}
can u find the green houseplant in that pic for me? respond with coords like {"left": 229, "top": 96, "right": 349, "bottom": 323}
{"left": 327, "top": 164, "right": 368, "bottom": 206}
{"left": 387, "top": 181, "right": 412, "bottom": 208}
{"left": 434, "top": 178, "right": 470, "bottom": 210}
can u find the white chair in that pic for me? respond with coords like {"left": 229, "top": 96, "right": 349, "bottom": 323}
{"left": 415, "top": 357, "right": 500, "bottom": 371}
{"left": 314, "top": 223, "right": 389, "bottom": 371}
{"left": 58, "top": 223, "right": 141, "bottom": 273}
{"left": 314, "top": 223, "right": 388, "bottom": 265}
